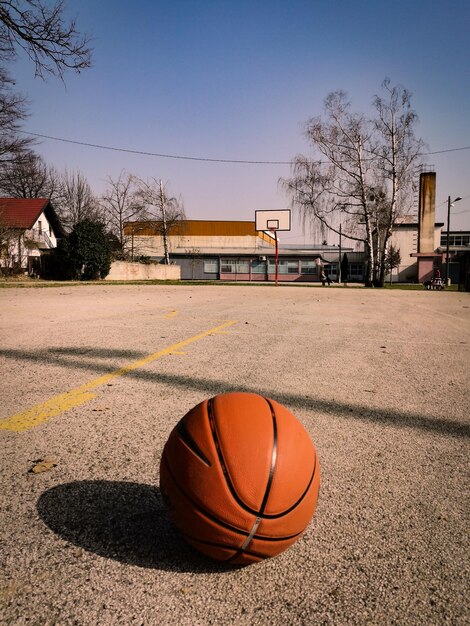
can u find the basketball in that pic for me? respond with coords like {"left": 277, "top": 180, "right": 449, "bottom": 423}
{"left": 159, "top": 392, "right": 320, "bottom": 565}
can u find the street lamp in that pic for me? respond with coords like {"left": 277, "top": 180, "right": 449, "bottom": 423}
{"left": 445, "top": 195, "right": 462, "bottom": 284}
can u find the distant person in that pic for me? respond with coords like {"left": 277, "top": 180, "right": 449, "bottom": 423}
{"left": 321, "top": 270, "right": 331, "bottom": 286}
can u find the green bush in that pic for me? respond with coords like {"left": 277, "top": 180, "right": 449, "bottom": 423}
{"left": 51, "top": 220, "right": 111, "bottom": 280}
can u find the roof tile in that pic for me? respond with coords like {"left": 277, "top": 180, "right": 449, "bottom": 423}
{"left": 0, "top": 198, "right": 50, "bottom": 229}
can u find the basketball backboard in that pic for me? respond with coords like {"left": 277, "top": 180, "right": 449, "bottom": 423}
{"left": 255, "top": 209, "right": 291, "bottom": 232}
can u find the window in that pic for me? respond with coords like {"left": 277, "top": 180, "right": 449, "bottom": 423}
{"left": 220, "top": 258, "right": 249, "bottom": 273}
{"left": 325, "top": 264, "right": 337, "bottom": 279}
{"left": 301, "top": 259, "right": 318, "bottom": 274}
{"left": 251, "top": 260, "right": 266, "bottom": 274}
{"left": 269, "top": 259, "right": 287, "bottom": 274}
{"left": 236, "top": 259, "right": 250, "bottom": 273}
{"left": 37, "top": 220, "right": 42, "bottom": 234}
{"left": 287, "top": 259, "right": 299, "bottom": 274}
{"left": 268, "top": 259, "right": 298, "bottom": 274}
{"left": 348, "top": 263, "right": 364, "bottom": 279}
{"left": 441, "top": 234, "right": 470, "bottom": 247}
{"left": 203, "top": 258, "right": 218, "bottom": 273}
{"left": 452, "top": 235, "right": 470, "bottom": 246}
{"left": 221, "top": 259, "right": 237, "bottom": 273}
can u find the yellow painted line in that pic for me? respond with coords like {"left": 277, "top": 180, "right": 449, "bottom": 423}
{"left": 0, "top": 320, "right": 237, "bottom": 433}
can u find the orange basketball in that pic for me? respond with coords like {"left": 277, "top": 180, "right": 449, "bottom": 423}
{"left": 159, "top": 392, "right": 320, "bottom": 565}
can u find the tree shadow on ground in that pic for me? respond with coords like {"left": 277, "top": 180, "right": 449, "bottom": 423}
{"left": 2, "top": 346, "right": 469, "bottom": 439}
{"left": 37, "top": 480, "right": 235, "bottom": 573}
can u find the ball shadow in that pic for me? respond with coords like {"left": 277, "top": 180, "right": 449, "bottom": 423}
{"left": 37, "top": 480, "right": 233, "bottom": 573}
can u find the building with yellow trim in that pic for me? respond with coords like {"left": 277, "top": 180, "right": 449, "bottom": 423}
{"left": 123, "top": 219, "right": 331, "bottom": 282}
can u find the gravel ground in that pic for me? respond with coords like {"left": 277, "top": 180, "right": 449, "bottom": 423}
{"left": 0, "top": 284, "right": 469, "bottom": 626}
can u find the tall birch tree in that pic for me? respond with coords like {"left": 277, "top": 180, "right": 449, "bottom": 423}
{"left": 282, "top": 80, "right": 424, "bottom": 286}
{"left": 134, "top": 177, "right": 185, "bottom": 265}
{"left": 100, "top": 171, "right": 146, "bottom": 258}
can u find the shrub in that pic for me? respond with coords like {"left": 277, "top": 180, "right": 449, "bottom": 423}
{"left": 51, "top": 220, "right": 111, "bottom": 280}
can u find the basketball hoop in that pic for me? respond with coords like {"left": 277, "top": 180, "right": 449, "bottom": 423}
{"left": 254, "top": 209, "right": 291, "bottom": 288}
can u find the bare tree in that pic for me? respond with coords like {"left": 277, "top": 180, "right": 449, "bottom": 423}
{"left": 0, "top": 150, "right": 60, "bottom": 199}
{"left": 56, "top": 169, "right": 100, "bottom": 232}
{"left": 369, "top": 80, "right": 425, "bottom": 285}
{"left": 0, "top": 0, "right": 92, "bottom": 80}
{"left": 0, "top": 1, "right": 91, "bottom": 177}
{"left": 134, "top": 177, "right": 185, "bottom": 264}
{"left": 0, "top": 67, "right": 33, "bottom": 165}
{"left": 100, "top": 171, "right": 145, "bottom": 258}
{"left": 282, "top": 81, "right": 423, "bottom": 287}
{"left": 0, "top": 207, "right": 17, "bottom": 270}
{"left": 282, "top": 91, "right": 377, "bottom": 285}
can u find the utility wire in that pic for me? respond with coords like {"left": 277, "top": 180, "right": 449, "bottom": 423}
{"left": 20, "top": 130, "right": 470, "bottom": 166}
{"left": 21, "top": 131, "right": 292, "bottom": 164}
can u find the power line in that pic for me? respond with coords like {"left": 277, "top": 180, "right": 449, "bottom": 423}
{"left": 20, "top": 130, "right": 470, "bottom": 166}
{"left": 20, "top": 131, "right": 292, "bottom": 165}
{"left": 428, "top": 146, "right": 470, "bottom": 155}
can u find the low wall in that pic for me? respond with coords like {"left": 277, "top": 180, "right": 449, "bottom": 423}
{"left": 106, "top": 261, "right": 180, "bottom": 281}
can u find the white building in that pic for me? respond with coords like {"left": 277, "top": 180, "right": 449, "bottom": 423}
{"left": 0, "top": 198, "right": 64, "bottom": 273}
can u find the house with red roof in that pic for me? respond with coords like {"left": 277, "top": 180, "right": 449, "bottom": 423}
{"left": 0, "top": 198, "right": 65, "bottom": 274}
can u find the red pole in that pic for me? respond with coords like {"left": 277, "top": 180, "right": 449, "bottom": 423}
{"left": 275, "top": 231, "right": 279, "bottom": 287}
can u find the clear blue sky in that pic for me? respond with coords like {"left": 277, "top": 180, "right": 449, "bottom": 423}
{"left": 11, "top": 0, "right": 470, "bottom": 242}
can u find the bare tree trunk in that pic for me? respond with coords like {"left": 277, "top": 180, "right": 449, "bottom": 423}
{"left": 160, "top": 180, "right": 170, "bottom": 265}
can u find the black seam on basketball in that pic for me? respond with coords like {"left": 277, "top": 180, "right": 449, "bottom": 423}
{"left": 176, "top": 418, "right": 211, "bottom": 466}
{"left": 268, "top": 452, "right": 318, "bottom": 518}
{"left": 259, "top": 398, "right": 278, "bottom": 514}
{"left": 226, "top": 397, "right": 278, "bottom": 562}
{"left": 241, "top": 442, "right": 317, "bottom": 519}
{"left": 163, "top": 454, "right": 303, "bottom": 543}
{"left": 253, "top": 529, "right": 303, "bottom": 542}
{"left": 184, "top": 533, "right": 270, "bottom": 560}
{"left": 207, "top": 396, "right": 317, "bottom": 521}
{"left": 163, "top": 447, "right": 302, "bottom": 540}
{"left": 207, "top": 397, "right": 260, "bottom": 517}
{"left": 182, "top": 532, "right": 272, "bottom": 560}
{"left": 180, "top": 529, "right": 305, "bottom": 550}
{"left": 161, "top": 451, "right": 250, "bottom": 538}
{"left": 168, "top": 398, "right": 317, "bottom": 535}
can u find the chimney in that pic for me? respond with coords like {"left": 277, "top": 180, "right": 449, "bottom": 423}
{"left": 418, "top": 172, "right": 436, "bottom": 253}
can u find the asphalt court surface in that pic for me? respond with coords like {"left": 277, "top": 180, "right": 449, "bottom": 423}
{"left": 1, "top": 284, "right": 469, "bottom": 625}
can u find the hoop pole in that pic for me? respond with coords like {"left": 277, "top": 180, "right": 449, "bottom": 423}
{"left": 275, "top": 231, "right": 279, "bottom": 287}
